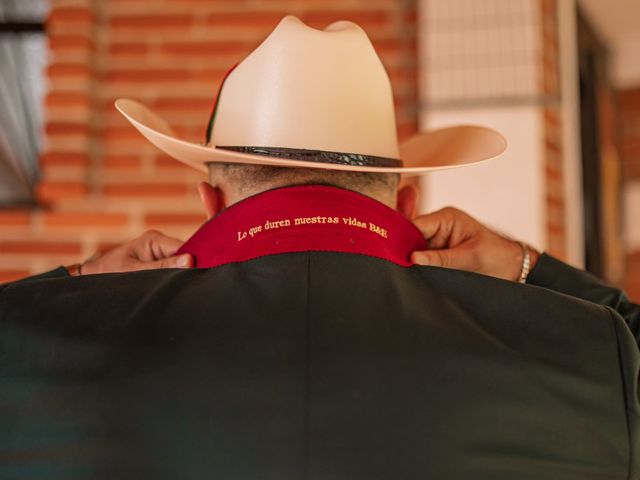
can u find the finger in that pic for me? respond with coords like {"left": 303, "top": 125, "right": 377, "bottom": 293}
{"left": 411, "top": 249, "right": 453, "bottom": 268}
{"left": 427, "top": 221, "right": 454, "bottom": 249}
{"left": 413, "top": 212, "right": 454, "bottom": 249}
{"left": 151, "top": 232, "right": 185, "bottom": 259}
{"left": 138, "top": 230, "right": 185, "bottom": 261}
{"left": 411, "top": 247, "right": 476, "bottom": 271}
{"left": 412, "top": 212, "right": 446, "bottom": 241}
{"left": 132, "top": 253, "right": 194, "bottom": 271}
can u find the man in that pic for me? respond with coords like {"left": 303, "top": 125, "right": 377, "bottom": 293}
{"left": 1, "top": 16, "right": 638, "bottom": 480}
{"left": 25, "top": 202, "right": 638, "bottom": 333}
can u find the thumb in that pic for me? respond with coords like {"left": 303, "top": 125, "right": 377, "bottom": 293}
{"left": 411, "top": 249, "right": 454, "bottom": 268}
{"left": 136, "top": 253, "right": 193, "bottom": 271}
{"left": 412, "top": 246, "right": 480, "bottom": 272}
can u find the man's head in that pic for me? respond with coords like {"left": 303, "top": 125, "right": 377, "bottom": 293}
{"left": 197, "top": 163, "right": 419, "bottom": 220}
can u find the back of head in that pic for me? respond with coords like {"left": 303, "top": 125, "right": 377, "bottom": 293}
{"left": 208, "top": 163, "right": 400, "bottom": 207}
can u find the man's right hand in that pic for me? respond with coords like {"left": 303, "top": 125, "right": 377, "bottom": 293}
{"left": 411, "top": 207, "right": 540, "bottom": 282}
{"left": 79, "top": 230, "right": 193, "bottom": 275}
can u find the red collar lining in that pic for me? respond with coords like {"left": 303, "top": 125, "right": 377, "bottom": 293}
{"left": 177, "top": 185, "right": 427, "bottom": 268}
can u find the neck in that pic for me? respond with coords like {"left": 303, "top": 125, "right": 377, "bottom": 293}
{"left": 227, "top": 184, "right": 395, "bottom": 209}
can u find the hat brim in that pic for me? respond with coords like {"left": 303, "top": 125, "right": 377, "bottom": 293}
{"left": 115, "top": 99, "right": 507, "bottom": 176}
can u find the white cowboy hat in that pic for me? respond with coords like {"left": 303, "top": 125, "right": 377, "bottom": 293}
{"left": 115, "top": 15, "right": 506, "bottom": 175}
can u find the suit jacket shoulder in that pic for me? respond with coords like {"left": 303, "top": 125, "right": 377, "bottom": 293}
{"left": 0, "top": 252, "right": 637, "bottom": 480}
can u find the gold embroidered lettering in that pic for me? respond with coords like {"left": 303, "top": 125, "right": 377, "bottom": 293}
{"left": 369, "top": 223, "right": 388, "bottom": 238}
{"left": 342, "top": 217, "right": 366, "bottom": 228}
{"left": 265, "top": 219, "right": 291, "bottom": 230}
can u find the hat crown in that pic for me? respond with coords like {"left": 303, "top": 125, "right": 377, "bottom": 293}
{"left": 211, "top": 16, "right": 400, "bottom": 159}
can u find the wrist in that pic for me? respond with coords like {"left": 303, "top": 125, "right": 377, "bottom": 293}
{"left": 64, "top": 263, "right": 83, "bottom": 276}
{"left": 515, "top": 242, "right": 541, "bottom": 283}
{"left": 528, "top": 247, "right": 540, "bottom": 272}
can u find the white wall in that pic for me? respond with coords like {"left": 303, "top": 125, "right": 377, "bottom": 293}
{"left": 418, "top": 0, "right": 546, "bottom": 251}
{"left": 419, "top": 106, "right": 545, "bottom": 250}
{"left": 418, "top": 0, "right": 586, "bottom": 264}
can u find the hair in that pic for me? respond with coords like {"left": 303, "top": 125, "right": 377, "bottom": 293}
{"left": 208, "top": 163, "right": 400, "bottom": 205}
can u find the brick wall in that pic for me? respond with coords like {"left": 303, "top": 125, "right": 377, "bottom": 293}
{"left": 619, "top": 87, "right": 640, "bottom": 300}
{"left": 0, "top": 0, "right": 418, "bottom": 282}
{"left": 540, "top": 0, "right": 566, "bottom": 261}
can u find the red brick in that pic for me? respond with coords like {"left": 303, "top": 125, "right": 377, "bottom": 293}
{"left": 396, "top": 122, "right": 418, "bottom": 141}
{"left": 205, "top": 12, "right": 285, "bottom": 29}
{"left": 0, "top": 270, "right": 31, "bottom": 284}
{"left": 40, "top": 153, "right": 90, "bottom": 167}
{"left": 543, "top": 107, "right": 560, "bottom": 128}
{"left": 154, "top": 154, "right": 193, "bottom": 170}
{"left": 164, "top": 0, "right": 247, "bottom": 3}
{"left": 191, "top": 70, "right": 226, "bottom": 84}
{"left": 103, "top": 155, "right": 142, "bottom": 169}
{"left": 545, "top": 137, "right": 561, "bottom": 155}
{"left": 402, "top": 6, "right": 417, "bottom": 23}
{"left": 144, "top": 213, "right": 205, "bottom": 226}
{"left": 388, "top": 67, "right": 418, "bottom": 87}
{"left": 96, "top": 242, "right": 122, "bottom": 253}
{"left": 46, "top": 92, "right": 91, "bottom": 108}
{"left": 48, "top": 35, "right": 93, "bottom": 51}
{"left": 622, "top": 140, "right": 640, "bottom": 157}
{"left": 42, "top": 212, "right": 129, "bottom": 228}
{"left": 152, "top": 98, "right": 213, "bottom": 113}
{"left": 618, "top": 89, "right": 640, "bottom": 106}
{"left": 171, "top": 125, "right": 206, "bottom": 140}
{"left": 545, "top": 164, "right": 562, "bottom": 181}
{"left": 541, "top": 0, "right": 557, "bottom": 16}
{"left": 48, "top": 7, "right": 94, "bottom": 25}
{"left": 37, "top": 182, "right": 88, "bottom": 202}
{"left": 371, "top": 39, "right": 404, "bottom": 56}
{"left": 0, "top": 241, "right": 82, "bottom": 255}
{"left": 626, "top": 288, "right": 640, "bottom": 304}
{"left": 104, "top": 69, "right": 190, "bottom": 84}
{"left": 46, "top": 123, "right": 91, "bottom": 136}
{"left": 546, "top": 223, "right": 566, "bottom": 236}
{"left": 47, "top": 63, "right": 93, "bottom": 79}
{"left": 102, "top": 126, "right": 144, "bottom": 141}
{"left": 160, "top": 41, "right": 252, "bottom": 57}
{"left": 622, "top": 160, "right": 640, "bottom": 180}
{"left": 0, "top": 210, "right": 31, "bottom": 227}
{"left": 102, "top": 135, "right": 148, "bottom": 148}
{"left": 102, "top": 183, "right": 189, "bottom": 197}
{"left": 546, "top": 195, "right": 565, "bottom": 210}
{"left": 301, "top": 11, "right": 390, "bottom": 30}
{"left": 109, "top": 15, "right": 193, "bottom": 30}
{"left": 624, "top": 251, "right": 640, "bottom": 302}
{"left": 109, "top": 43, "right": 149, "bottom": 56}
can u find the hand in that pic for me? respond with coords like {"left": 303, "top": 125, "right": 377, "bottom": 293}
{"left": 411, "top": 207, "right": 540, "bottom": 281}
{"left": 79, "top": 230, "right": 193, "bottom": 275}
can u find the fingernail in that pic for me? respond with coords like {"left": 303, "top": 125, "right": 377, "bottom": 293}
{"left": 177, "top": 254, "right": 191, "bottom": 267}
{"left": 411, "top": 253, "right": 427, "bottom": 265}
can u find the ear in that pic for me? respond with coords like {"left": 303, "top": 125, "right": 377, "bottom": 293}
{"left": 395, "top": 182, "right": 419, "bottom": 220}
{"left": 197, "top": 182, "right": 226, "bottom": 220}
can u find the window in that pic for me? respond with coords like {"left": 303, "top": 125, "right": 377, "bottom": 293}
{"left": 0, "top": 0, "right": 47, "bottom": 206}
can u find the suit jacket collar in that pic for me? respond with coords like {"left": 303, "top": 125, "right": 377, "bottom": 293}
{"left": 177, "top": 185, "right": 427, "bottom": 268}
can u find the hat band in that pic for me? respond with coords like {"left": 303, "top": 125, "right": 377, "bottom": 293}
{"left": 218, "top": 146, "right": 402, "bottom": 168}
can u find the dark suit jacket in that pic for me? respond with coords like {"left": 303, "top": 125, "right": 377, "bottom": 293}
{"left": 1, "top": 250, "right": 638, "bottom": 480}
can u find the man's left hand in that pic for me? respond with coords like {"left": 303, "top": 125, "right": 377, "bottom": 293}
{"left": 411, "top": 207, "right": 539, "bottom": 281}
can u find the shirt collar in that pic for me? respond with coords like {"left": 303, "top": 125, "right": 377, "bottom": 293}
{"left": 177, "top": 185, "right": 427, "bottom": 268}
